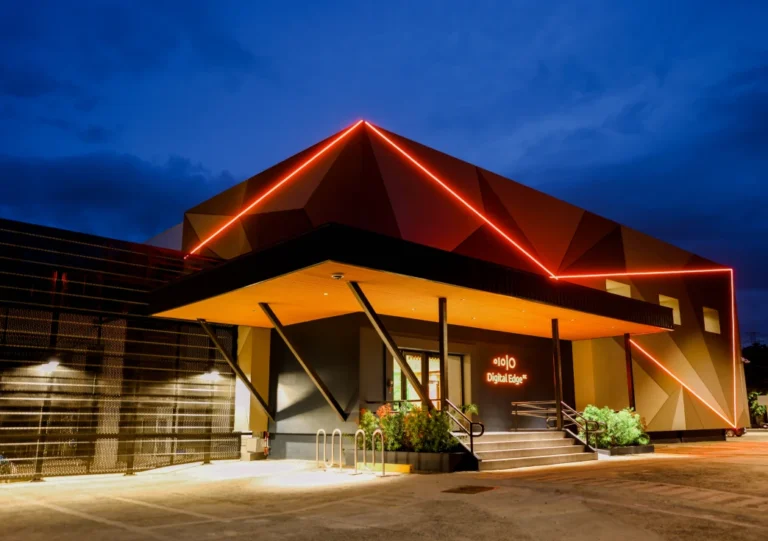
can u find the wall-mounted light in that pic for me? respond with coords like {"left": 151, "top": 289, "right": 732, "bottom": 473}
{"left": 202, "top": 369, "right": 220, "bottom": 382}
{"left": 39, "top": 358, "right": 59, "bottom": 375}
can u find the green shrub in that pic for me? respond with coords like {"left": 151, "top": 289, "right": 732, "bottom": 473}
{"left": 423, "top": 410, "right": 455, "bottom": 452}
{"left": 357, "top": 403, "right": 459, "bottom": 453}
{"left": 460, "top": 403, "right": 479, "bottom": 416}
{"left": 403, "top": 406, "right": 456, "bottom": 452}
{"left": 358, "top": 408, "right": 379, "bottom": 450}
{"left": 377, "top": 404, "right": 406, "bottom": 451}
{"left": 748, "top": 391, "right": 767, "bottom": 426}
{"left": 581, "top": 405, "right": 650, "bottom": 448}
{"left": 403, "top": 406, "right": 430, "bottom": 452}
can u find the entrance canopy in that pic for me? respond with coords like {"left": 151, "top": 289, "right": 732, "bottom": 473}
{"left": 150, "top": 225, "right": 673, "bottom": 341}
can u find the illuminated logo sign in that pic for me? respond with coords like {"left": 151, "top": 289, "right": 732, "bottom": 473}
{"left": 486, "top": 354, "right": 528, "bottom": 386}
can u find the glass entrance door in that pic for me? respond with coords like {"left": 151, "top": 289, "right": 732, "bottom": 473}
{"left": 392, "top": 349, "right": 460, "bottom": 408}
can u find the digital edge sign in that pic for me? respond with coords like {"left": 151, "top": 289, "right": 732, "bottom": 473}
{"left": 486, "top": 354, "right": 528, "bottom": 386}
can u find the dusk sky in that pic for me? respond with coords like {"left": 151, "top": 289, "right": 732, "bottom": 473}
{"left": 0, "top": 2, "right": 766, "bottom": 337}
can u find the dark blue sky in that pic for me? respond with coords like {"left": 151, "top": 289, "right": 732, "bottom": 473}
{"left": 1, "top": 2, "right": 766, "bottom": 336}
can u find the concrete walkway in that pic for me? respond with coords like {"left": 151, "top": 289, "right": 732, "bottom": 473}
{"left": 2, "top": 440, "right": 767, "bottom": 540}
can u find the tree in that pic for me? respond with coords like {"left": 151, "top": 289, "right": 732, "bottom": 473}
{"left": 743, "top": 342, "right": 768, "bottom": 392}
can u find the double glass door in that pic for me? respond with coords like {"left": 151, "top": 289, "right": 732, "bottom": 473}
{"left": 392, "top": 349, "right": 461, "bottom": 408}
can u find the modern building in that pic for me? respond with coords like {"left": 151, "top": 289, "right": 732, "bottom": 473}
{"left": 0, "top": 120, "right": 748, "bottom": 478}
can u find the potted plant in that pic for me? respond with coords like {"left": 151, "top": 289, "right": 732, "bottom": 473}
{"left": 581, "top": 405, "right": 654, "bottom": 455}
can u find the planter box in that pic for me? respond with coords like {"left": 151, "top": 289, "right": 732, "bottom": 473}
{"left": 597, "top": 444, "right": 654, "bottom": 456}
{"left": 384, "top": 451, "right": 475, "bottom": 472}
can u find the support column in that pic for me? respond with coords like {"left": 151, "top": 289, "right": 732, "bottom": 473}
{"left": 257, "top": 305, "right": 347, "bottom": 422}
{"left": 438, "top": 297, "right": 448, "bottom": 410}
{"left": 624, "top": 333, "right": 636, "bottom": 410}
{"left": 552, "top": 319, "right": 563, "bottom": 430}
{"left": 348, "top": 281, "right": 434, "bottom": 410}
{"left": 198, "top": 320, "right": 274, "bottom": 423}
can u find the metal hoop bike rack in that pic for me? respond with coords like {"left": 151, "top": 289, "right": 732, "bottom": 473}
{"left": 371, "top": 429, "right": 385, "bottom": 477}
{"left": 353, "top": 429, "right": 368, "bottom": 475}
{"left": 315, "top": 429, "right": 327, "bottom": 468}
{"left": 329, "top": 428, "right": 343, "bottom": 471}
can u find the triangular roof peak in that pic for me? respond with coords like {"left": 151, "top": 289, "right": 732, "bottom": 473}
{"left": 182, "top": 120, "right": 710, "bottom": 278}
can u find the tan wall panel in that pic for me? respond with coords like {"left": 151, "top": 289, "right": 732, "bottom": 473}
{"left": 572, "top": 338, "right": 629, "bottom": 411}
{"left": 235, "top": 326, "right": 271, "bottom": 434}
{"left": 572, "top": 340, "right": 595, "bottom": 410}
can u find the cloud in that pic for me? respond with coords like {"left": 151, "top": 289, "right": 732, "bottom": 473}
{"left": 0, "top": 3, "right": 273, "bottom": 87}
{"left": 38, "top": 116, "right": 118, "bottom": 145}
{"left": 0, "top": 152, "right": 236, "bottom": 242}
{"left": 0, "top": 64, "right": 80, "bottom": 99}
{"left": 511, "top": 61, "right": 768, "bottom": 294}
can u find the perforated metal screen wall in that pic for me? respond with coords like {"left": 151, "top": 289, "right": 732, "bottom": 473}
{"left": 0, "top": 219, "right": 239, "bottom": 481}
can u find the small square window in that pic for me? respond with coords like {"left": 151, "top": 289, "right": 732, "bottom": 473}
{"left": 703, "top": 307, "right": 721, "bottom": 334}
{"left": 659, "top": 295, "right": 681, "bottom": 325}
{"left": 605, "top": 279, "right": 631, "bottom": 298}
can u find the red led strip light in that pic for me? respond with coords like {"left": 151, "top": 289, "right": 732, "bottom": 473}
{"left": 188, "top": 120, "right": 364, "bottom": 256}
{"left": 365, "top": 122, "right": 557, "bottom": 278}
{"left": 630, "top": 339, "right": 736, "bottom": 428}
{"left": 187, "top": 118, "right": 740, "bottom": 428}
{"left": 558, "top": 268, "right": 738, "bottom": 426}
{"left": 365, "top": 120, "right": 739, "bottom": 427}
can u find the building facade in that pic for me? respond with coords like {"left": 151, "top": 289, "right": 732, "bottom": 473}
{"left": 0, "top": 120, "right": 749, "bottom": 476}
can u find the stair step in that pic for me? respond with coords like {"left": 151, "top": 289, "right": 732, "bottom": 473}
{"left": 476, "top": 431, "right": 566, "bottom": 443}
{"left": 475, "top": 445, "right": 586, "bottom": 460}
{"left": 479, "top": 452, "right": 597, "bottom": 471}
{"left": 473, "top": 438, "right": 577, "bottom": 451}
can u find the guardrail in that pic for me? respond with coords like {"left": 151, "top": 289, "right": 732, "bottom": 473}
{"left": 510, "top": 400, "right": 608, "bottom": 451}
{"left": 443, "top": 399, "right": 484, "bottom": 454}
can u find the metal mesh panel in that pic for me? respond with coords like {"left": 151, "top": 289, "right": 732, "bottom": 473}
{"left": 0, "top": 310, "right": 240, "bottom": 480}
{"left": 0, "top": 219, "right": 239, "bottom": 481}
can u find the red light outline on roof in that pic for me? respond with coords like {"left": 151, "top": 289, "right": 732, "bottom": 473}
{"left": 365, "top": 121, "right": 557, "bottom": 278}
{"left": 188, "top": 120, "right": 364, "bottom": 256}
{"left": 184, "top": 118, "right": 742, "bottom": 428}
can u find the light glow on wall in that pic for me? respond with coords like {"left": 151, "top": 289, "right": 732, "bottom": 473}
{"left": 629, "top": 339, "right": 736, "bottom": 428}
{"left": 188, "top": 120, "right": 364, "bottom": 256}
{"left": 555, "top": 268, "right": 738, "bottom": 426}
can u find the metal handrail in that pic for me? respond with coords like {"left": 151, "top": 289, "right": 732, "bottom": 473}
{"left": 371, "top": 429, "right": 385, "bottom": 477}
{"left": 444, "top": 399, "right": 485, "bottom": 454}
{"left": 353, "top": 429, "right": 367, "bottom": 475}
{"left": 315, "top": 429, "right": 326, "bottom": 468}
{"left": 510, "top": 400, "right": 609, "bottom": 451}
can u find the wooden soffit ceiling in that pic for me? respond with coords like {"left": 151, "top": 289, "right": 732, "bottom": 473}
{"left": 155, "top": 261, "right": 668, "bottom": 341}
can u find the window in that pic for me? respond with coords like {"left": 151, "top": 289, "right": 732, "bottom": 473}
{"left": 703, "top": 307, "right": 721, "bottom": 334}
{"left": 659, "top": 295, "right": 682, "bottom": 325}
{"left": 605, "top": 279, "right": 631, "bottom": 298}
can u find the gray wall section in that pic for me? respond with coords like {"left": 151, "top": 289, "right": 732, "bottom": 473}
{"left": 268, "top": 314, "right": 362, "bottom": 459}
{"left": 267, "top": 313, "right": 574, "bottom": 458}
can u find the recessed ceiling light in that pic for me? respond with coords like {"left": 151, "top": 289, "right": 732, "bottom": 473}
{"left": 472, "top": 316, "right": 476, "bottom": 320}
{"left": 323, "top": 292, "right": 329, "bottom": 296}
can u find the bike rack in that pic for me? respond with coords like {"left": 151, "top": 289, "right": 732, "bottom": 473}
{"left": 353, "top": 429, "right": 367, "bottom": 475}
{"left": 330, "top": 428, "right": 343, "bottom": 471}
{"left": 371, "top": 428, "right": 385, "bottom": 477}
{"left": 315, "top": 429, "right": 327, "bottom": 468}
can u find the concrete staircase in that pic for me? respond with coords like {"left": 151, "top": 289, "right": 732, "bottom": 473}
{"left": 473, "top": 431, "right": 597, "bottom": 471}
